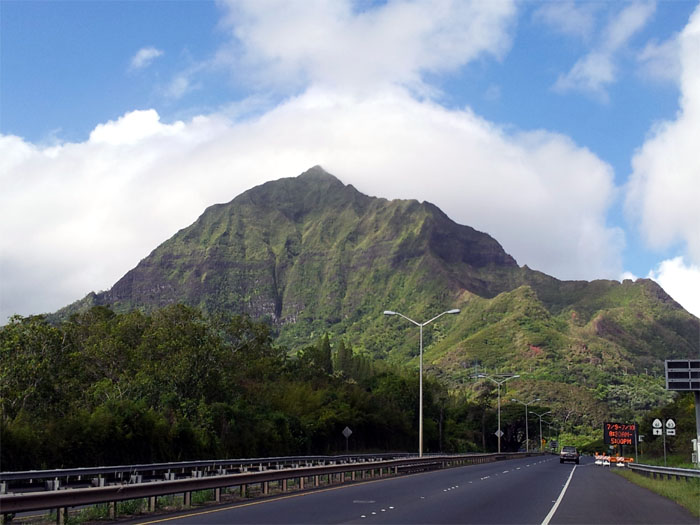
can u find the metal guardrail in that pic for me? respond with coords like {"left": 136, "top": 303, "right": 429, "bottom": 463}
{"left": 627, "top": 462, "right": 700, "bottom": 481}
{"left": 0, "top": 452, "right": 539, "bottom": 522}
{"left": 0, "top": 453, "right": 407, "bottom": 484}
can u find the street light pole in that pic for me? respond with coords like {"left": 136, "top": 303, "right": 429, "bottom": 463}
{"left": 531, "top": 410, "right": 552, "bottom": 452}
{"left": 477, "top": 374, "right": 520, "bottom": 453}
{"left": 383, "top": 308, "right": 460, "bottom": 457}
{"left": 511, "top": 398, "right": 540, "bottom": 453}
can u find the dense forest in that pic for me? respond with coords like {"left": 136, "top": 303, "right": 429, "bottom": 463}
{"left": 2, "top": 304, "right": 696, "bottom": 471}
{"left": 0, "top": 305, "right": 509, "bottom": 470}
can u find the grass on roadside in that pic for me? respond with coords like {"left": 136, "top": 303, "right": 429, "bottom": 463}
{"left": 614, "top": 469, "right": 700, "bottom": 518}
{"left": 636, "top": 452, "right": 698, "bottom": 469}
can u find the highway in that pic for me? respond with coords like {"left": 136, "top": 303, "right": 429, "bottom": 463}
{"left": 135, "top": 456, "right": 696, "bottom": 524}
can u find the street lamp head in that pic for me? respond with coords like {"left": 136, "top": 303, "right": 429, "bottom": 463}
{"left": 383, "top": 310, "right": 397, "bottom": 316}
{"left": 447, "top": 309, "right": 460, "bottom": 314}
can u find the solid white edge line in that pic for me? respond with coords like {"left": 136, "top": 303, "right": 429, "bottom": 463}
{"left": 541, "top": 465, "right": 577, "bottom": 525}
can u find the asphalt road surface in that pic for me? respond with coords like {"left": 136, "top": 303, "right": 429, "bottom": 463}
{"left": 135, "top": 456, "right": 696, "bottom": 524}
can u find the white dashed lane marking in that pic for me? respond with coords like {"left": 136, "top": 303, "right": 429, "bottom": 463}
{"left": 360, "top": 504, "right": 396, "bottom": 519}
{"left": 359, "top": 460, "right": 539, "bottom": 519}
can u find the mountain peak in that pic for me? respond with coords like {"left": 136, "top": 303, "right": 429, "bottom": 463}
{"left": 298, "top": 165, "right": 338, "bottom": 181}
{"left": 237, "top": 166, "right": 363, "bottom": 222}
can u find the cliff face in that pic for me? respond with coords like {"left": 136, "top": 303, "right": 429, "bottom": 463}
{"left": 59, "top": 166, "right": 698, "bottom": 372}
{"left": 90, "top": 167, "right": 518, "bottom": 322}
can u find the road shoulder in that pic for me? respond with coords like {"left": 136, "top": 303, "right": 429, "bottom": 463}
{"left": 551, "top": 462, "right": 697, "bottom": 524}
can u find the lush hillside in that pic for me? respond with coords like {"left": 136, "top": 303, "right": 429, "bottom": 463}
{"left": 52, "top": 166, "right": 699, "bottom": 445}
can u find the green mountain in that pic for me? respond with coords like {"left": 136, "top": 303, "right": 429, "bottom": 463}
{"left": 61, "top": 166, "right": 699, "bottom": 428}
{"left": 66, "top": 166, "right": 521, "bottom": 340}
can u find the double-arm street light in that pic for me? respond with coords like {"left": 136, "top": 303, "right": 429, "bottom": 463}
{"left": 383, "top": 308, "right": 460, "bottom": 457}
{"left": 477, "top": 373, "right": 520, "bottom": 453}
{"left": 531, "top": 410, "right": 552, "bottom": 452}
{"left": 511, "top": 397, "right": 540, "bottom": 453}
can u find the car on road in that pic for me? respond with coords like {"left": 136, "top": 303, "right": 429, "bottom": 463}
{"left": 560, "top": 445, "right": 580, "bottom": 464}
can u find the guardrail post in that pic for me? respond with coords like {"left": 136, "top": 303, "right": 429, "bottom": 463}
{"left": 240, "top": 484, "right": 247, "bottom": 498}
{"left": 263, "top": 481, "right": 269, "bottom": 495}
{"left": 91, "top": 476, "right": 105, "bottom": 487}
{"left": 215, "top": 487, "right": 221, "bottom": 503}
{"left": 56, "top": 506, "right": 68, "bottom": 525}
{"left": 46, "top": 479, "right": 60, "bottom": 491}
{"left": 314, "top": 475, "right": 320, "bottom": 487}
{"left": 108, "top": 501, "right": 116, "bottom": 520}
{"left": 184, "top": 491, "right": 191, "bottom": 507}
{"left": 282, "top": 479, "right": 287, "bottom": 492}
{"left": 148, "top": 496, "right": 156, "bottom": 512}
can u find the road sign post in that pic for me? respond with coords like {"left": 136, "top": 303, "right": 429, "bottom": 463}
{"left": 651, "top": 418, "right": 677, "bottom": 467}
{"left": 652, "top": 419, "right": 667, "bottom": 465}
{"left": 342, "top": 427, "right": 352, "bottom": 453}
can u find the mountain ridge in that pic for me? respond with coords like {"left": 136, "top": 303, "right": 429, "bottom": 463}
{"left": 57, "top": 166, "right": 698, "bottom": 378}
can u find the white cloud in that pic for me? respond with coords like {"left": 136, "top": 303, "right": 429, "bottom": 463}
{"left": 533, "top": 0, "right": 597, "bottom": 40}
{"left": 604, "top": 1, "right": 656, "bottom": 50}
{"left": 620, "top": 271, "right": 638, "bottom": 282}
{"left": 216, "top": 0, "right": 516, "bottom": 95}
{"left": 554, "top": 52, "right": 615, "bottom": 99}
{"left": 554, "top": 1, "right": 656, "bottom": 98}
{"left": 166, "top": 75, "right": 193, "bottom": 99}
{"left": 648, "top": 257, "right": 700, "bottom": 318}
{"left": 0, "top": 87, "right": 623, "bottom": 322}
{"left": 625, "top": 4, "right": 700, "bottom": 318}
{"left": 637, "top": 36, "right": 682, "bottom": 84}
{"left": 129, "top": 46, "right": 164, "bottom": 71}
{"left": 626, "top": 5, "right": 700, "bottom": 264}
{"left": 89, "top": 110, "right": 185, "bottom": 145}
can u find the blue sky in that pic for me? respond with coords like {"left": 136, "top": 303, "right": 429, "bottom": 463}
{"left": 1, "top": 0, "right": 699, "bottom": 321}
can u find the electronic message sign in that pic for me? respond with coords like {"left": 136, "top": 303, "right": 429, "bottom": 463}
{"left": 604, "top": 422, "right": 637, "bottom": 446}
{"left": 665, "top": 360, "right": 700, "bottom": 391}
